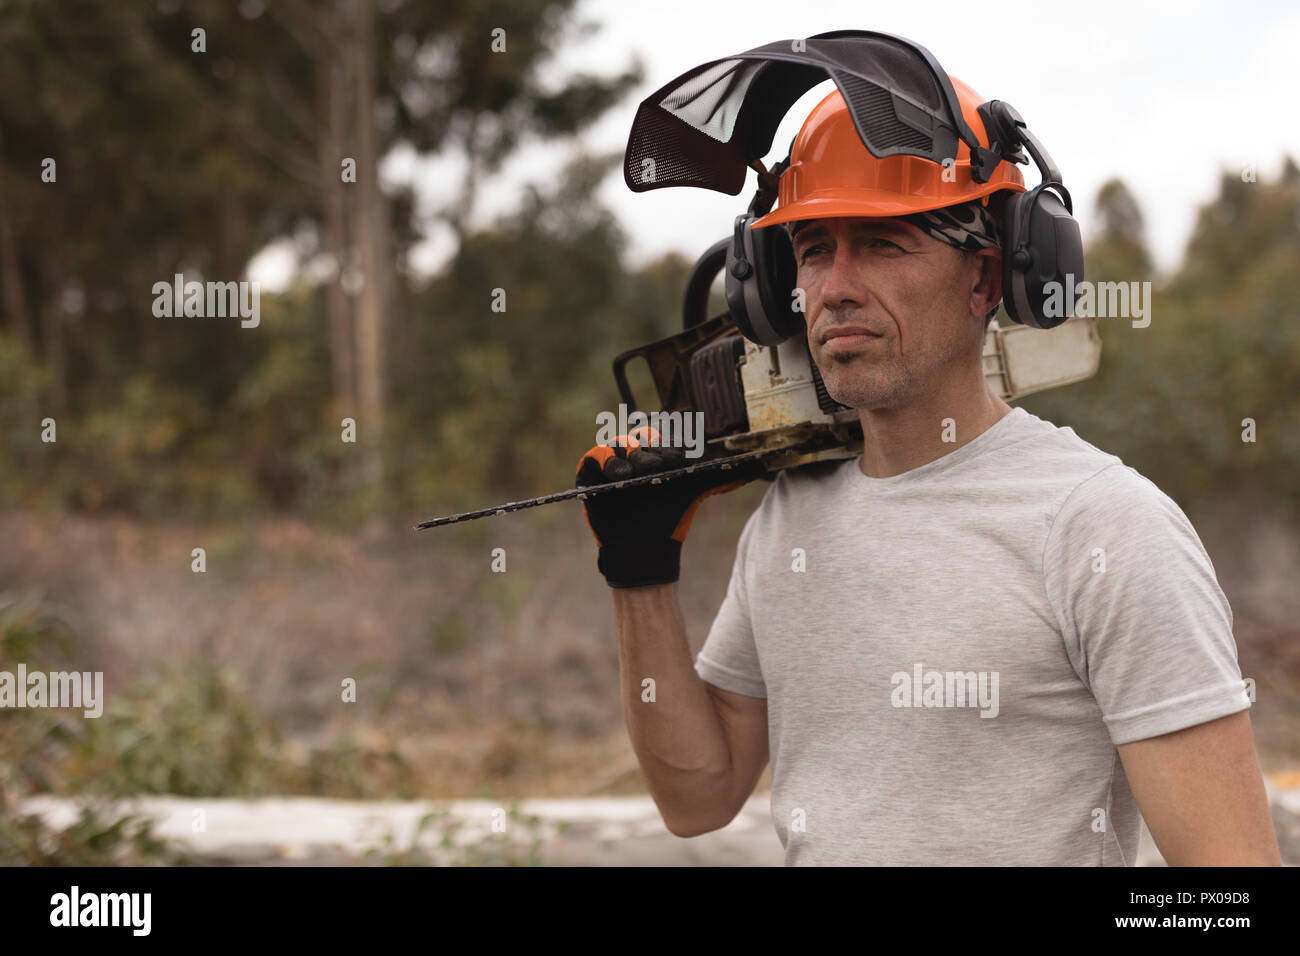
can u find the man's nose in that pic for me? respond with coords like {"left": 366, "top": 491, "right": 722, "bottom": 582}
{"left": 819, "top": 243, "right": 864, "bottom": 308}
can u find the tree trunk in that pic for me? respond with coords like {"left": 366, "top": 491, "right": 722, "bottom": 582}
{"left": 318, "top": 54, "right": 356, "bottom": 415}
{"left": 0, "top": 127, "right": 34, "bottom": 355}
{"left": 40, "top": 259, "right": 67, "bottom": 414}
{"left": 350, "top": 0, "right": 386, "bottom": 493}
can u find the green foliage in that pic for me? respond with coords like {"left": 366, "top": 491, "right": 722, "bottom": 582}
{"left": 0, "top": 587, "right": 558, "bottom": 863}
{"left": 0, "top": 591, "right": 79, "bottom": 795}
{"left": 0, "top": 589, "right": 416, "bottom": 867}
{"left": 0, "top": 591, "right": 189, "bottom": 864}
{"left": 0, "top": 5, "right": 1295, "bottom": 527}
{"left": 57, "top": 663, "right": 416, "bottom": 800}
{"left": 65, "top": 665, "right": 282, "bottom": 798}
{"left": 367, "top": 803, "right": 559, "bottom": 867}
{"left": 0, "top": 801, "right": 195, "bottom": 867}
{"left": 0, "top": 0, "right": 639, "bottom": 523}
{"left": 298, "top": 729, "right": 417, "bottom": 800}
{"left": 0, "top": 589, "right": 73, "bottom": 663}
{"left": 1020, "top": 161, "right": 1300, "bottom": 512}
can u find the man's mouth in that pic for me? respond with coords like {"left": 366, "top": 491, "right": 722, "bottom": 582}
{"left": 820, "top": 325, "right": 884, "bottom": 352}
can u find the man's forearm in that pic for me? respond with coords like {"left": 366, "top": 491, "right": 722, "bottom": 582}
{"left": 613, "top": 582, "right": 734, "bottom": 835}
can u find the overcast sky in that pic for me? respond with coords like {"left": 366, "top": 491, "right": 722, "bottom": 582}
{"left": 253, "top": 0, "right": 1300, "bottom": 286}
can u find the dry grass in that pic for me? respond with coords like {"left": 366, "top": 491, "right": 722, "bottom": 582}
{"left": 1, "top": 478, "right": 1296, "bottom": 800}
{"left": 0, "top": 483, "right": 765, "bottom": 797}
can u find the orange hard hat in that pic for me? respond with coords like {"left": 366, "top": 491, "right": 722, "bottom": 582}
{"left": 750, "top": 75, "right": 1026, "bottom": 230}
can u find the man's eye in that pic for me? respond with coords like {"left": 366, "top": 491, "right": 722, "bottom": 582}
{"left": 799, "top": 239, "right": 903, "bottom": 261}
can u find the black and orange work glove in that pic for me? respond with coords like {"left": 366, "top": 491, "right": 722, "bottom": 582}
{"left": 576, "top": 425, "right": 765, "bottom": 588}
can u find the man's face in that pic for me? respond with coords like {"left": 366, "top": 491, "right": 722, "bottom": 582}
{"left": 791, "top": 216, "right": 1000, "bottom": 410}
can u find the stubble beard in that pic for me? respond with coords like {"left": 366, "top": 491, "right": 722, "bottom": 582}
{"left": 815, "top": 341, "right": 916, "bottom": 411}
{"left": 814, "top": 325, "right": 980, "bottom": 411}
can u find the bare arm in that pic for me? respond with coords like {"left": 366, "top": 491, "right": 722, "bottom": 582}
{"left": 613, "top": 582, "right": 769, "bottom": 837}
{"left": 1117, "top": 710, "right": 1281, "bottom": 865}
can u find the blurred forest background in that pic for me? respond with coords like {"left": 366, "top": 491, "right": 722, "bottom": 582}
{"left": 1, "top": 0, "right": 1298, "bottom": 863}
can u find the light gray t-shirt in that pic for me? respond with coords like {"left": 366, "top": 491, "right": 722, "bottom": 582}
{"left": 694, "top": 406, "right": 1250, "bottom": 866}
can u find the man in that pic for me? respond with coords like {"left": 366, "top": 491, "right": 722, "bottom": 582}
{"left": 576, "top": 82, "right": 1280, "bottom": 866}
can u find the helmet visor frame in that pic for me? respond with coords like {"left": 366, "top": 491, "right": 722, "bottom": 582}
{"left": 624, "top": 30, "right": 987, "bottom": 197}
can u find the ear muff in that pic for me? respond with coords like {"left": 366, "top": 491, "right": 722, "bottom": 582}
{"left": 974, "top": 99, "right": 1085, "bottom": 331}
{"left": 998, "top": 182, "right": 1084, "bottom": 329}
{"left": 725, "top": 212, "right": 803, "bottom": 345}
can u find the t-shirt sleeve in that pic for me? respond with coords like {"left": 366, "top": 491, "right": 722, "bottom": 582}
{"left": 694, "top": 506, "right": 768, "bottom": 699}
{"left": 1043, "top": 462, "right": 1250, "bottom": 745}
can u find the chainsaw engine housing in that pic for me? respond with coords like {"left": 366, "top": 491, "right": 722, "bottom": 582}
{"left": 611, "top": 240, "right": 1101, "bottom": 475}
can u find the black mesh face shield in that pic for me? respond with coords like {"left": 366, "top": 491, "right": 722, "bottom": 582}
{"left": 623, "top": 30, "right": 1002, "bottom": 197}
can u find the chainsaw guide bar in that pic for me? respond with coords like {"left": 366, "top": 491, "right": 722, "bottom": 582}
{"left": 413, "top": 438, "right": 827, "bottom": 530}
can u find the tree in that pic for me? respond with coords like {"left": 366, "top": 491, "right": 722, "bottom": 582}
{"left": 0, "top": 0, "right": 642, "bottom": 514}
{"left": 1092, "top": 178, "right": 1153, "bottom": 280}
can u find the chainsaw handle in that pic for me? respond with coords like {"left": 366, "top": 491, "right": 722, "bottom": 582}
{"left": 612, "top": 234, "right": 737, "bottom": 416}
{"left": 682, "top": 237, "right": 730, "bottom": 330}
{"left": 613, "top": 351, "right": 639, "bottom": 409}
{"left": 612, "top": 314, "right": 737, "bottom": 415}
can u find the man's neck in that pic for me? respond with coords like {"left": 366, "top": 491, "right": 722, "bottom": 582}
{"left": 857, "top": 371, "right": 1013, "bottom": 478}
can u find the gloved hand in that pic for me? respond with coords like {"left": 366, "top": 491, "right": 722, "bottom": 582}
{"left": 576, "top": 425, "right": 765, "bottom": 588}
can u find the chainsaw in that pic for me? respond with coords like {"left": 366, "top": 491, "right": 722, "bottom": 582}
{"left": 416, "top": 32, "right": 1100, "bottom": 531}
{"left": 414, "top": 242, "right": 1100, "bottom": 530}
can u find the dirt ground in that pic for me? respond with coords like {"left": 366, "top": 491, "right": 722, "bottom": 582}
{"left": 3, "top": 498, "right": 1298, "bottom": 776}
{"left": 3, "top": 495, "right": 1299, "bottom": 855}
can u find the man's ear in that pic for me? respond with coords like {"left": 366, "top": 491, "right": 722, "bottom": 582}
{"left": 969, "top": 248, "right": 1003, "bottom": 320}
